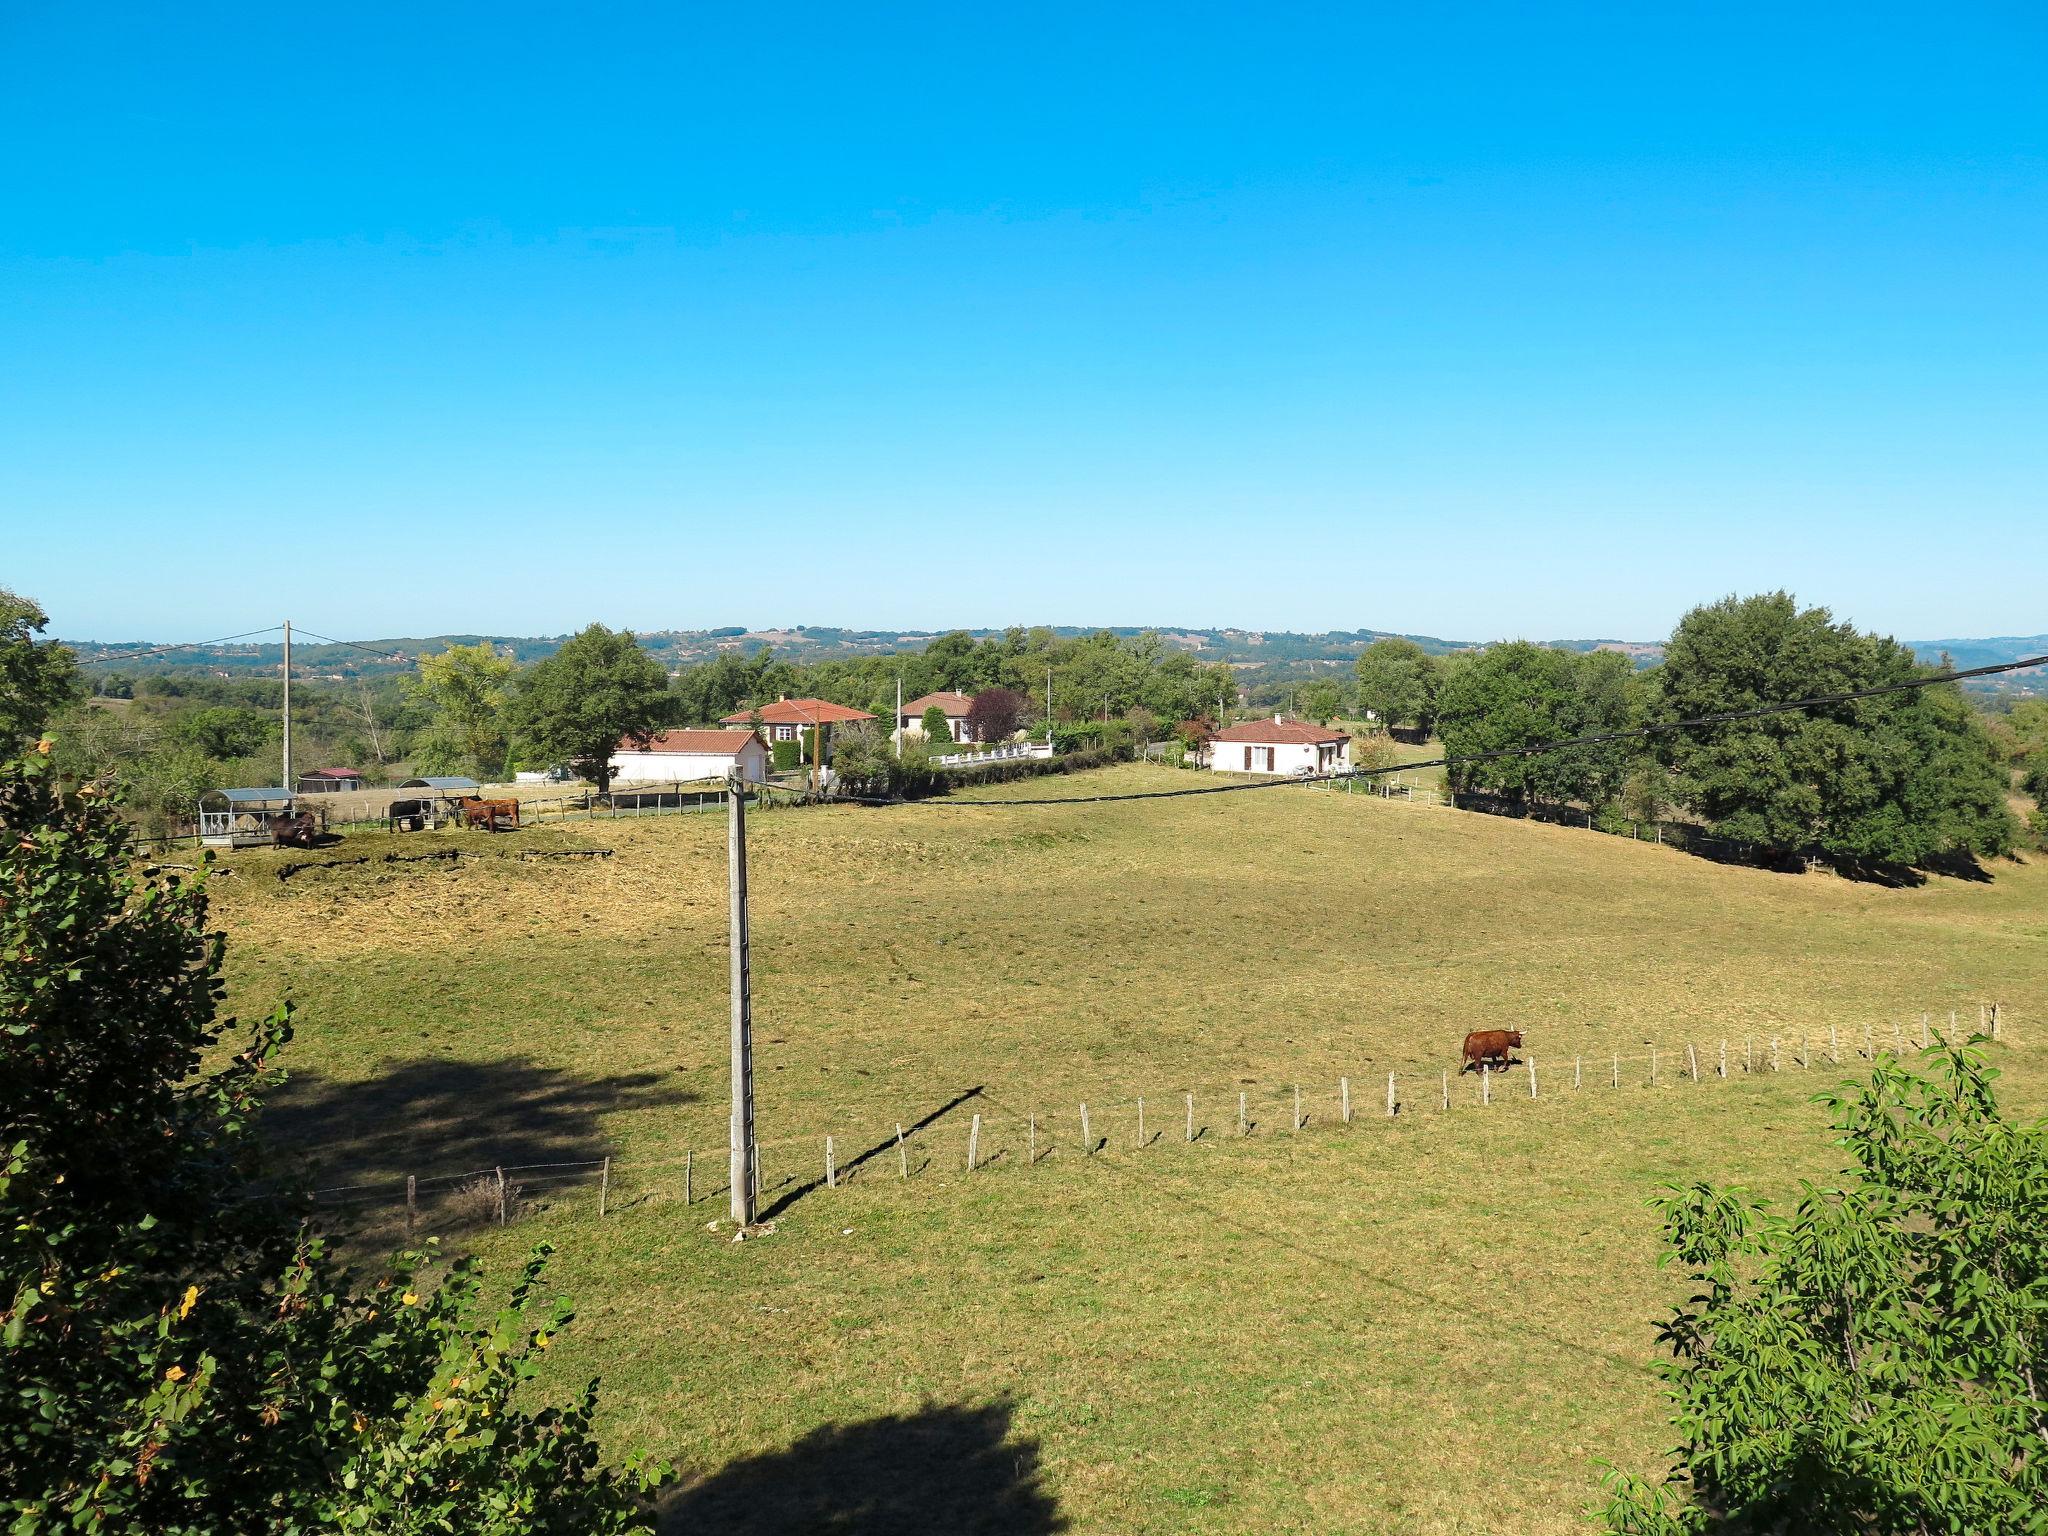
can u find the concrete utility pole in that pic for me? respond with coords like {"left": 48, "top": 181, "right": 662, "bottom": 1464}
{"left": 1046, "top": 667, "right": 1053, "bottom": 746}
{"left": 727, "top": 768, "right": 757, "bottom": 1226}
{"left": 895, "top": 676, "right": 903, "bottom": 759}
{"left": 281, "top": 619, "right": 293, "bottom": 791}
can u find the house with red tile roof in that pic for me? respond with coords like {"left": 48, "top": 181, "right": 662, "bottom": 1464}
{"left": 718, "top": 696, "right": 876, "bottom": 771}
{"left": 897, "top": 690, "right": 975, "bottom": 743}
{"left": 610, "top": 728, "right": 770, "bottom": 785}
{"left": 1206, "top": 717, "right": 1350, "bottom": 776}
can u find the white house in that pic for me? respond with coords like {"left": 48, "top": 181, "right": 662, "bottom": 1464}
{"left": 896, "top": 690, "right": 975, "bottom": 742}
{"left": 1206, "top": 717, "right": 1350, "bottom": 775}
{"left": 609, "top": 728, "right": 770, "bottom": 785}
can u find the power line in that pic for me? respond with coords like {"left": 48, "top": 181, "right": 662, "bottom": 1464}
{"left": 820, "top": 648, "right": 2048, "bottom": 809}
{"left": 289, "top": 628, "right": 415, "bottom": 664}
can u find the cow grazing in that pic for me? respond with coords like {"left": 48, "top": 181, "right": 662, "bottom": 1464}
{"left": 460, "top": 797, "right": 522, "bottom": 832}
{"left": 1460, "top": 1028, "right": 1522, "bottom": 1074}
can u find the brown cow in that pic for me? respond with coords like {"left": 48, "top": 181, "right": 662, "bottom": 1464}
{"left": 460, "top": 796, "right": 522, "bottom": 832}
{"left": 1460, "top": 1028, "right": 1522, "bottom": 1074}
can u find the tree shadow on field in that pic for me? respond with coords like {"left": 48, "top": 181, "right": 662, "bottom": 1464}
{"left": 659, "top": 1399, "right": 1064, "bottom": 1536}
{"left": 265, "top": 1055, "right": 696, "bottom": 1183}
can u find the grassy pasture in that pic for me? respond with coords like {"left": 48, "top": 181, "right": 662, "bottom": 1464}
{"left": 206, "top": 763, "right": 2048, "bottom": 1534}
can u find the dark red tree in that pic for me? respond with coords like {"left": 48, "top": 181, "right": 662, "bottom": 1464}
{"left": 966, "top": 687, "right": 1026, "bottom": 743}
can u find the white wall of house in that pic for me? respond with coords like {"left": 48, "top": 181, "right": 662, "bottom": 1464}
{"left": 610, "top": 738, "right": 770, "bottom": 784}
{"left": 1207, "top": 738, "right": 1348, "bottom": 775}
{"left": 897, "top": 712, "right": 972, "bottom": 742}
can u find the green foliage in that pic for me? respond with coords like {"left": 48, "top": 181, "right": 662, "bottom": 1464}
{"left": 406, "top": 643, "right": 514, "bottom": 782}
{"left": 1297, "top": 680, "right": 1344, "bottom": 725}
{"left": 920, "top": 704, "right": 951, "bottom": 741}
{"left": 0, "top": 589, "right": 82, "bottom": 749}
{"left": 1603, "top": 1044, "right": 2047, "bottom": 1534}
{"left": 1353, "top": 638, "right": 1439, "bottom": 731}
{"left": 1659, "top": 594, "right": 2015, "bottom": 864}
{"left": 1435, "top": 642, "right": 1638, "bottom": 806}
{"left": 174, "top": 704, "right": 275, "bottom": 761}
{"left": 506, "top": 626, "right": 669, "bottom": 795}
{"left": 0, "top": 753, "right": 660, "bottom": 1532}
{"left": 771, "top": 738, "right": 801, "bottom": 772}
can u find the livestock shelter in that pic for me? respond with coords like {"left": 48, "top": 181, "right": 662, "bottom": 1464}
{"left": 198, "top": 787, "right": 298, "bottom": 848}
{"left": 392, "top": 776, "right": 482, "bottom": 830}
{"left": 295, "top": 768, "right": 364, "bottom": 794}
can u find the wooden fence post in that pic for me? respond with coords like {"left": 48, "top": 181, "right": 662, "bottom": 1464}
{"left": 1138, "top": 1097, "right": 1146, "bottom": 1147}
{"left": 1184, "top": 1093, "right": 1194, "bottom": 1143}
{"left": 1992, "top": 1002, "right": 2001, "bottom": 1040}
{"left": 1718, "top": 1040, "right": 1727, "bottom": 1078}
{"left": 1747, "top": 1036, "right": 1755, "bottom": 1073}
{"left": 1387, "top": 1072, "right": 1397, "bottom": 1117}
{"left": 1527, "top": 1055, "right": 1538, "bottom": 1098}
{"left": 1239, "top": 1091, "right": 1248, "bottom": 1136}
{"left": 1081, "top": 1103, "right": 1092, "bottom": 1154}
{"left": 1574, "top": 1055, "right": 1582, "bottom": 1090}
{"left": 599, "top": 1155, "right": 611, "bottom": 1217}
{"left": 896, "top": 1123, "right": 908, "bottom": 1179}
{"left": 1771, "top": 1037, "right": 1781, "bottom": 1071}
{"left": 1920, "top": 1013, "right": 1930, "bottom": 1049}
{"left": 1829, "top": 1025, "right": 1839, "bottom": 1064}
{"left": 1029, "top": 1115, "right": 1037, "bottom": 1165}
{"left": 1441, "top": 1071, "right": 1450, "bottom": 1111}
{"left": 1864, "top": 1024, "right": 1874, "bottom": 1059}
{"left": 1649, "top": 1045, "right": 1658, "bottom": 1083}
{"left": 1481, "top": 1064, "right": 1490, "bottom": 1106}
{"left": 967, "top": 1115, "right": 980, "bottom": 1172}
{"left": 1799, "top": 1036, "right": 1809, "bottom": 1068}
{"left": 1687, "top": 1043, "right": 1699, "bottom": 1082}
{"left": 406, "top": 1174, "right": 416, "bottom": 1239}
{"left": 1891, "top": 1019, "right": 1904, "bottom": 1054}
{"left": 1611, "top": 1053, "right": 1619, "bottom": 1089}
{"left": 1293, "top": 1085, "right": 1302, "bottom": 1132}
{"left": 685, "top": 1149, "right": 693, "bottom": 1205}
{"left": 826, "top": 1137, "right": 837, "bottom": 1188}
{"left": 1341, "top": 1077, "right": 1351, "bottom": 1124}
{"left": 495, "top": 1166, "right": 507, "bottom": 1226}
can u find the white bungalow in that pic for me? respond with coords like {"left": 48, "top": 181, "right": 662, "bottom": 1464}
{"left": 1206, "top": 717, "right": 1351, "bottom": 776}
{"left": 609, "top": 728, "right": 770, "bottom": 785}
{"left": 896, "top": 691, "right": 975, "bottom": 743}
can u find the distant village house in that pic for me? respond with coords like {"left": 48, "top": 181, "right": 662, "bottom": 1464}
{"left": 896, "top": 691, "right": 975, "bottom": 742}
{"left": 717, "top": 697, "right": 875, "bottom": 761}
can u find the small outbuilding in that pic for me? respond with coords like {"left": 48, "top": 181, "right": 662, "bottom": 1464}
{"left": 610, "top": 729, "right": 770, "bottom": 786}
{"left": 296, "top": 767, "right": 364, "bottom": 794}
{"left": 1207, "top": 718, "right": 1351, "bottom": 776}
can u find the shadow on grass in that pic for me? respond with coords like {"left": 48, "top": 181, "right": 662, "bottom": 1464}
{"left": 660, "top": 1399, "right": 1063, "bottom": 1535}
{"left": 266, "top": 1055, "right": 696, "bottom": 1182}
{"left": 756, "top": 1086, "right": 982, "bottom": 1221}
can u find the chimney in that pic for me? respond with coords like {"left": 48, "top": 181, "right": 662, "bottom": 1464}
{"left": 1274, "top": 713, "right": 1284, "bottom": 725}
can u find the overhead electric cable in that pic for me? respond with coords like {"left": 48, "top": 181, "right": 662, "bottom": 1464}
{"left": 72, "top": 626, "right": 284, "bottom": 666}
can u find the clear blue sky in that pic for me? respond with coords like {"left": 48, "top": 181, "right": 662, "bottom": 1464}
{"left": 4, "top": 3, "right": 2044, "bottom": 644}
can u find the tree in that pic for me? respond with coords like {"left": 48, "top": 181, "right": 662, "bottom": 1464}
{"left": 507, "top": 625, "right": 669, "bottom": 795}
{"left": 1658, "top": 594, "right": 2014, "bottom": 865}
{"left": 967, "top": 688, "right": 1025, "bottom": 743}
{"left": 1602, "top": 1044, "right": 2046, "bottom": 1534}
{"left": 0, "top": 588, "right": 82, "bottom": 748}
{"left": 0, "top": 751, "right": 661, "bottom": 1532}
{"left": 1353, "top": 639, "right": 1437, "bottom": 733}
{"left": 1434, "top": 642, "right": 1637, "bottom": 806}
{"left": 921, "top": 704, "right": 951, "bottom": 742}
{"left": 406, "top": 642, "right": 513, "bottom": 781}
{"left": 1297, "top": 680, "right": 1343, "bottom": 724}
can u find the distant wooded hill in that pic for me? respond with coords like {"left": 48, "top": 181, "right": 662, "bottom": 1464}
{"left": 61, "top": 623, "right": 2046, "bottom": 693}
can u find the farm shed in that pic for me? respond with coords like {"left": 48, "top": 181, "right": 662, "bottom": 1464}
{"left": 198, "top": 787, "right": 299, "bottom": 848}
{"left": 295, "top": 767, "right": 364, "bottom": 794}
{"left": 1208, "top": 717, "right": 1351, "bottom": 776}
{"left": 610, "top": 728, "right": 769, "bottom": 786}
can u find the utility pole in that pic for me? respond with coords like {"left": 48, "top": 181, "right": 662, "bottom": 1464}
{"left": 281, "top": 619, "right": 293, "bottom": 791}
{"left": 727, "top": 768, "right": 757, "bottom": 1226}
{"left": 1046, "top": 666, "right": 1053, "bottom": 747}
{"left": 895, "top": 676, "right": 903, "bottom": 760}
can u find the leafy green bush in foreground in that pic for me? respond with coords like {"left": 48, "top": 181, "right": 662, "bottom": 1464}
{"left": 1605, "top": 1043, "right": 2046, "bottom": 1534}
{"left": 0, "top": 750, "right": 662, "bottom": 1533}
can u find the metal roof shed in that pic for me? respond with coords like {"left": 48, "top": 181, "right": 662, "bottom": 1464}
{"left": 199, "top": 787, "right": 297, "bottom": 848}
{"left": 397, "top": 777, "right": 482, "bottom": 792}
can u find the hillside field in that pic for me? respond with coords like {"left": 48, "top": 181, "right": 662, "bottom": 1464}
{"left": 204, "top": 763, "right": 2048, "bottom": 1534}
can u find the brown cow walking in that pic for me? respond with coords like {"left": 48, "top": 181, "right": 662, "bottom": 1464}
{"left": 1460, "top": 1029, "right": 1522, "bottom": 1074}
{"left": 460, "top": 796, "right": 522, "bottom": 832}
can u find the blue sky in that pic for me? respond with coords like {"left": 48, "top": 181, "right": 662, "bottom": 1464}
{"left": 3, "top": 3, "right": 2044, "bottom": 644}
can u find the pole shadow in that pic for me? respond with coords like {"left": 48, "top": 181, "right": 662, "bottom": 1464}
{"left": 758, "top": 1087, "right": 982, "bottom": 1221}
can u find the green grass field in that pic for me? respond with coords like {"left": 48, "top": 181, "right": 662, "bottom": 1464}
{"left": 206, "top": 763, "right": 2048, "bottom": 1534}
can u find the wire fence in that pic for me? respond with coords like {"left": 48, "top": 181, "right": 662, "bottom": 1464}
{"left": 303, "top": 1004, "right": 2011, "bottom": 1242}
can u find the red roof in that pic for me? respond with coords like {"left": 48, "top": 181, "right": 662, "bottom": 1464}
{"left": 1213, "top": 719, "right": 1350, "bottom": 746}
{"left": 623, "top": 729, "right": 763, "bottom": 756}
{"left": 720, "top": 698, "right": 875, "bottom": 726}
{"left": 902, "top": 691, "right": 974, "bottom": 716}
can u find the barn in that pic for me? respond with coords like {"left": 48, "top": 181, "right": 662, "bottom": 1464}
{"left": 1207, "top": 718, "right": 1351, "bottom": 776}
{"left": 609, "top": 728, "right": 770, "bottom": 786}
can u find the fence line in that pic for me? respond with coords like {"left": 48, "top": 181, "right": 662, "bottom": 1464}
{"left": 305, "top": 1007, "right": 2011, "bottom": 1218}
